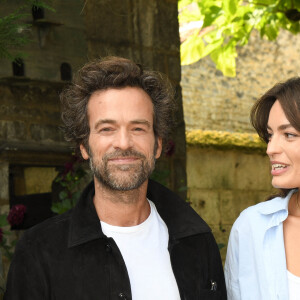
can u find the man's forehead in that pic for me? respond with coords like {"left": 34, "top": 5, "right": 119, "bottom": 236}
{"left": 87, "top": 87, "right": 154, "bottom": 123}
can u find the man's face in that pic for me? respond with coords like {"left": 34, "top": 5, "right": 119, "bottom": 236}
{"left": 80, "top": 87, "right": 162, "bottom": 191}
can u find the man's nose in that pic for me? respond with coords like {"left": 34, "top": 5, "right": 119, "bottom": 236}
{"left": 113, "top": 129, "right": 133, "bottom": 150}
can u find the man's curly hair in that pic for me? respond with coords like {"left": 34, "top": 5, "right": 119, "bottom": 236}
{"left": 60, "top": 56, "right": 176, "bottom": 153}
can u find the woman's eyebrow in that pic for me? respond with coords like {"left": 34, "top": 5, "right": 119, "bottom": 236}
{"left": 267, "top": 124, "right": 292, "bottom": 131}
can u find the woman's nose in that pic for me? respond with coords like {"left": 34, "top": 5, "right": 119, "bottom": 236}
{"left": 266, "top": 134, "right": 281, "bottom": 157}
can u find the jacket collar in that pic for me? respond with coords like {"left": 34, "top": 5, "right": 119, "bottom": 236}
{"left": 68, "top": 180, "right": 210, "bottom": 248}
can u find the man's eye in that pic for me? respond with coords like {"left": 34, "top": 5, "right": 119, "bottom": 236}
{"left": 100, "top": 127, "right": 113, "bottom": 132}
{"left": 134, "top": 127, "right": 144, "bottom": 131}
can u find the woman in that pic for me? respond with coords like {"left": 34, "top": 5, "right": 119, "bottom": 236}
{"left": 225, "top": 77, "right": 300, "bottom": 300}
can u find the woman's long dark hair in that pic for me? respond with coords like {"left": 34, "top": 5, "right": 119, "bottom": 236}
{"left": 250, "top": 77, "right": 300, "bottom": 198}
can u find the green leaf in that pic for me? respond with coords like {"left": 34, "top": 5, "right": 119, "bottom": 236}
{"left": 218, "top": 243, "right": 225, "bottom": 250}
{"left": 201, "top": 38, "right": 224, "bottom": 57}
{"left": 202, "top": 5, "right": 222, "bottom": 28}
{"left": 0, "top": 215, "right": 8, "bottom": 227}
{"left": 210, "top": 41, "right": 237, "bottom": 77}
{"left": 181, "top": 33, "right": 205, "bottom": 65}
{"left": 223, "top": 0, "right": 239, "bottom": 16}
{"left": 59, "top": 190, "right": 68, "bottom": 201}
{"left": 263, "top": 19, "right": 279, "bottom": 40}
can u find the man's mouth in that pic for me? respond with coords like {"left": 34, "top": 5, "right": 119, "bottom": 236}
{"left": 109, "top": 157, "right": 139, "bottom": 163}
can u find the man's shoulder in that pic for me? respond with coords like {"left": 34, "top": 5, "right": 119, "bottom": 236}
{"left": 18, "top": 210, "right": 72, "bottom": 248}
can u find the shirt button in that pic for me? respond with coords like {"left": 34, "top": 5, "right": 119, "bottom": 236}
{"left": 105, "top": 244, "right": 112, "bottom": 253}
{"left": 118, "top": 292, "right": 128, "bottom": 299}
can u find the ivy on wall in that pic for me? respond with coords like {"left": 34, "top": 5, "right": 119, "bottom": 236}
{"left": 186, "top": 129, "right": 266, "bottom": 152}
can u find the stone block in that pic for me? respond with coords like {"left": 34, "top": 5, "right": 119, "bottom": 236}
{"left": 233, "top": 152, "right": 272, "bottom": 190}
{"left": 187, "top": 148, "right": 235, "bottom": 190}
{"left": 210, "top": 224, "right": 232, "bottom": 263}
{"left": 24, "top": 167, "right": 58, "bottom": 194}
{"left": 168, "top": 55, "right": 181, "bottom": 82}
{"left": 172, "top": 157, "right": 187, "bottom": 198}
{"left": 153, "top": 0, "right": 180, "bottom": 50}
{"left": 189, "top": 188, "right": 220, "bottom": 225}
{"left": 0, "top": 163, "right": 9, "bottom": 205}
{"left": 30, "top": 124, "right": 65, "bottom": 143}
{"left": 0, "top": 120, "right": 28, "bottom": 141}
{"left": 85, "top": 0, "right": 131, "bottom": 44}
{"left": 220, "top": 189, "right": 273, "bottom": 225}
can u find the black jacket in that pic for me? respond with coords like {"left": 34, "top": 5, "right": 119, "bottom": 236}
{"left": 5, "top": 180, "right": 226, "bottom": 300}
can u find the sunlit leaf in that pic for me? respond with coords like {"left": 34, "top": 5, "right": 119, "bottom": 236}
{"left": 223, "top": 0, "right": 238, "bottom": 15}
{"left": 210, "top": 41, "right": 237, "bottom": 77}
{"left": 181, "top": 33, "right": 205, "bottom": 65}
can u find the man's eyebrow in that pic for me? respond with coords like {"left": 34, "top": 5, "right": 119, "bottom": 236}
{"left": 94, "top": 119, "right": 151, "bottom": 129}
{"left": 130, "top": 120, "right": 151, "bottom": 127}
{"left": 94, "top": 119, "right": 116, "bottom": 129}
{"left": 267, "top": 124, "right": 293, "bottom": 131}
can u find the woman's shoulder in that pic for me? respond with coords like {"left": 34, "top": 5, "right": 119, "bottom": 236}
{"left": 232, "top": 196, "right": 286, "bottom": 232}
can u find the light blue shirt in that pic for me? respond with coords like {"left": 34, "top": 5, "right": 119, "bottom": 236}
{"left": 225, "top": 190, "right": 295, "bottom": 300}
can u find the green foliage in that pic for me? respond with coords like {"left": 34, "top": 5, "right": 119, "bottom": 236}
{"left": 0, "top": 0, "right": 54, "bottom": 61}
{"left": 150, "top": 169, "right": 171, "bottom": 187}
{"left": 51, "top": 157, "right": 87, "bottom": 215}
{"left": 179, "top": 0, "right": 300, "bottom": 76}
{"left": 0, "top": 213, "right": 15, "bottom": 261}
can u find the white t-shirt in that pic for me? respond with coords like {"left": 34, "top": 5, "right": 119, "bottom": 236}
{"left": 287, "top": 270, "right": 300, "bottom": 300}
{"left": 101, "top": 200, "right": 181, "bottom": 300}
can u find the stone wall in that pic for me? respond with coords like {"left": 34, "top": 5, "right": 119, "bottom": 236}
{"left": 181, "top": 30, "right": 300, "bottom": 132}
{"left": 0, "top": 0, "right": 87, "bottom": 80}
{"left": 0, "top": 78, "right": 71, "bottom": 208}
{"left": 186, "top": 139, "right": 274, "bottom": 261}
{"left": 0, "top": 78, "right": 69, "bottom": 153}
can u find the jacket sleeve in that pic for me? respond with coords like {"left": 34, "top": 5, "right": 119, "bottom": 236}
{"left": 224, "top": 221, "right": 241, "bottom": 300}
{"left": 207, "top": 233, "right": 227, "bottom": 300}
{"left": 4, "top": 234, "right": 48, "bottom": 299}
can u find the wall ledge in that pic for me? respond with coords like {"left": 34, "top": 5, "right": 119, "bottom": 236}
{"left": 186, "top": 130, "right": 267, "bottom": 152}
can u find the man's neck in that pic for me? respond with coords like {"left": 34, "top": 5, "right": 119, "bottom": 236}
{"left": 93, "top": 178, "right": 150, "bottom": 227}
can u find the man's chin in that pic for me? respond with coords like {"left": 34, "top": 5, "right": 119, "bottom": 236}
{"left": 103, "top": 180, "right": 147, "bottom": 191}
{"left": 94, "top": 172, "right": 148, "bottom": 191}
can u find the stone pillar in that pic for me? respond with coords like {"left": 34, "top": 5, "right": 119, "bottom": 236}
{"left": 0, "top": 162, "right": 9, "bottom": 206}
{"left": 84, "top": 0, "right": 186, "bottom": 198}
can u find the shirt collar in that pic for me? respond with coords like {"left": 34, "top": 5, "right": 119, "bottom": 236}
{"left": 257, "top": 189, "right": 297, "bottom": 229}
{"left": 68, "top": 180, "right": 211, "bottom": 248}
{"left": 257, "top": 189, "right": 296, "bottom": 215}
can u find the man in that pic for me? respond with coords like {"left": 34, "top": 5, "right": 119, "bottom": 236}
{"left": 5, "top": 57, "right": 226, "bottom": 299}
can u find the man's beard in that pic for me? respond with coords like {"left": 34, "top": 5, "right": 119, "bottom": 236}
{"left": 88, "top": 148, "right": 156, "bottom": 191}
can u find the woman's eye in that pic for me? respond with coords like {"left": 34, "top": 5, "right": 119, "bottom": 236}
{"left": 266, "top": 132, "right": 272, "bottom": 141}
{"left": 285, "top": 132, "right": 297, "bottom": 138}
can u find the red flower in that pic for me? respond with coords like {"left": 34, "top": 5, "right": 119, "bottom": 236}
{"left": 7, "top": 204, "right": 27, "bottom": 226}
{"left": 0, "top": 228, "right": 3, "bottom": 243}
{"left": 165, "top": 140, "right": 176, "bottom": 157}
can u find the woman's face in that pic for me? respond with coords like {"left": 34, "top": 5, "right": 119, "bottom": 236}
{"left": 266, "top": 100, "right": 300, "bottom": 189}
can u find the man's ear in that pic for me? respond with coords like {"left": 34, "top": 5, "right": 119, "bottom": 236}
{"left": 80, "top": 144, "right": 89, "bottom": 160}
{"left": 155, "top": 137, "right": 163, "bottom": 159}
